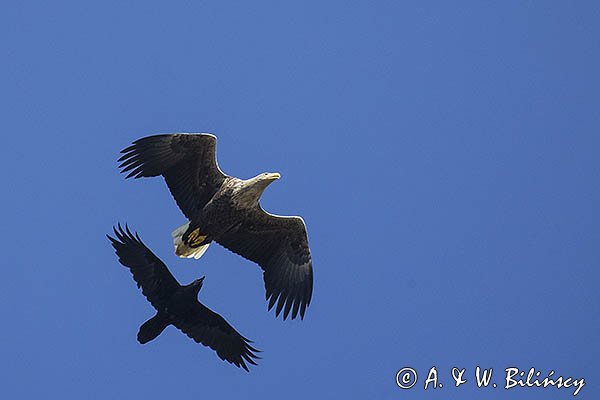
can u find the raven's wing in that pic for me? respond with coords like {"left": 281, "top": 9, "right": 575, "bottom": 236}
{"left": 171, "top": 301, "right": 260, "bottom": 371}
{"left": 107, "top": 224, "right": 181, "bottom": 309}
{"left": 216, "top": 207, "right": 313, "bottom": 320}
{"left": 118, "top": 134, "right": 227, "bottom": 219}
{"left": 108, "top": 225, "right": 259, "bottom": 370}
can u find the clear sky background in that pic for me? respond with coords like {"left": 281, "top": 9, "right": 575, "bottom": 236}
{"left": 2, "top": 2, "right": 598, "bottom": 399}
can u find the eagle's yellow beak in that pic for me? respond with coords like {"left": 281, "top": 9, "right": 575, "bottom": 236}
{"left": 266, "top": 172, "right": 281, "bottom": 180}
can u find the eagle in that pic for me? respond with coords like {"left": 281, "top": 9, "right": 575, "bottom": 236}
{"left": 108, "top": 224, "right": 259, "bottom": 371}
{"left": 118, "top": 133, "right": 313, "bottom": 320}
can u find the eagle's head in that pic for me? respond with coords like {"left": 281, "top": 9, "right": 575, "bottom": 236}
{"left": 257, "top": 172, "right": 281, "bottom": 182}
{"left": 234, "top": 172, "right": 281, "bottom": 207}
{"left": 250, "top": 171, "right": 281, "bottom": 195}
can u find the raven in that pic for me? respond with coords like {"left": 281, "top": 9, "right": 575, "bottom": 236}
{"left": 108, "top": 224, "right": 259, "bottom": 371}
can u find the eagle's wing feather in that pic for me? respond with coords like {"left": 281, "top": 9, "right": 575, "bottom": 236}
{"left": 216, "top": 208, "right": 313, "bottom": 320}
{"left": 170, "top": 301, "right": 260, "bottom": 371}
{"left": 107, "top": 224, "right": 181, "bottom": 309}
{"left": 118, "top": 134, "right": 226, "bottom": 219}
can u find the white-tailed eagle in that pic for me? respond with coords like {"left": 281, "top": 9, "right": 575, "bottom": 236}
{"left": 118, "top": 134, "right": 313, "bottom": 320}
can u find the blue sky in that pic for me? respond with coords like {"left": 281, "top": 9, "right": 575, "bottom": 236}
{"left": 2, "top": 1, "right": 598, "bottom": 398}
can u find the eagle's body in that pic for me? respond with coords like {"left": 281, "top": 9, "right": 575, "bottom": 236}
{"left": 179, "top": 175, "right": 282, "bottom": 250}
{"left": 119, "top": 133, "right": 313, "bottom": 320}
{"left": 108, "top": 224, "right": 259, "bottom": 371}
{"left": 183, "top": 177, "right": 260, "bottom": 245}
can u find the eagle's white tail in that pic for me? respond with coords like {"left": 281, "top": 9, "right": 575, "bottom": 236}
{"left": 171, "top": 222, "right": 210, "bottom": 259}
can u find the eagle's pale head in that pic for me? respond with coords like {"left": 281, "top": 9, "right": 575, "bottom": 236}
{"left": 234, "top": 172, "right": 281, "bottom": 207}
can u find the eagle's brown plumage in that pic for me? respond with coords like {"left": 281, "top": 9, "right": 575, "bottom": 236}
{"left": 118, "top": 134, "right": 313, "bottom": 320}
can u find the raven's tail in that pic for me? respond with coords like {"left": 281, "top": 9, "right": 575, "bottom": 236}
{"left": 137, "top": 313, "right": 170, "bottom": 344}
{"left": 171, "top": 222, "right": 211, "bottom": 259}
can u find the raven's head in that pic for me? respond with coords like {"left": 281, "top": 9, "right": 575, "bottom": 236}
{"left": 188, "top": 276, "right": 205, "bottom": 297}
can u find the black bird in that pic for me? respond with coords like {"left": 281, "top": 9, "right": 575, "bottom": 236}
{"left": 108, "top": 224, "right": 259, "bottom": 371}
{"left": 118, "top": 133, "right": 313, "bottom": 320}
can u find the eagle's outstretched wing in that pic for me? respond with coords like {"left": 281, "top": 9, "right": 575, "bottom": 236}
{"left": 108, "top": 223, "right": 180, "bottom": 309}
{"left": 216, "top": 208, "right": 313, "bottom": 320}
{"left": 118, "top": 134, "right": 227, "bottom": 219}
